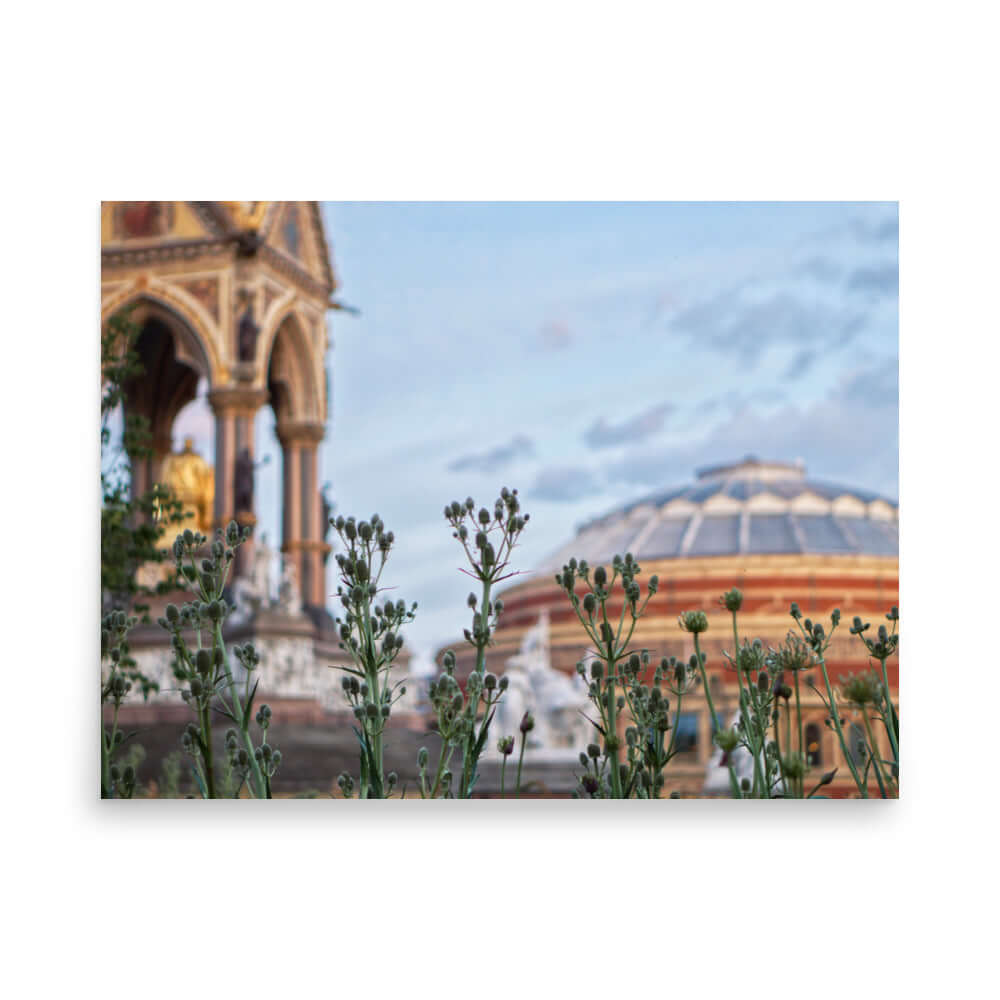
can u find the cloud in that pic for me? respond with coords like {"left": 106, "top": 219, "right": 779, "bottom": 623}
{"left": 874, "top": 218, "right": 899, "bottom": 242}
{"left": 446, "top": 433, "right": 534, "bottom": 474}
{"left": 798, "top": 256, "right": 842, "bottom": 282}
{"left": 840, "top": 359, "right": 898, "bottom": 406}
{"left": 670, "top": 290, "right": 866, "bottom": 363}
{"left": 583, "top": 402, "right": 674, "bottom": 449}
{"left": 530, "top": 465, "right": 600, "bottom": 502}
{"left": 846, "top": 263, "right": 898, "bottom": 301}
{"left": 782, "top": 348, "right": 819, "bottom": 380}
{"left": 606, "top": 359, "right": 899, "bottom": 499}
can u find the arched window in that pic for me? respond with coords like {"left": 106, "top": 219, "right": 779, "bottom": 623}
{"left": 805, "top": 723, "right": 822, "bottom": 767}
{"left": 674, "top": 713, "right": 699, "bottom": 753}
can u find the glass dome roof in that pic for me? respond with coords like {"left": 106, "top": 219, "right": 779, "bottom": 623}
{"left": 539, "top": 457, "right": 898, "bottom": 570}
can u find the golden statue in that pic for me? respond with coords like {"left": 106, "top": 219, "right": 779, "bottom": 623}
{"left": 159, "top": 437, "right": 215, "bottom": 535}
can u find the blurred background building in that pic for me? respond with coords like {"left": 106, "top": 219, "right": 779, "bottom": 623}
{"left": 438, "top": 456, "right": 899, "bottom": 797}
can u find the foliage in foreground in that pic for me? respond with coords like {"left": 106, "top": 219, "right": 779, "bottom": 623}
{"left": 101, "top": 309, "right": 897, "bottom": 800}
{"left": 554, "top": 554, "right": 899, "bottom": 799}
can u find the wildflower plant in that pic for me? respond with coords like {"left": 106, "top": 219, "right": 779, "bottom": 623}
{"left": 677, "top": 608, "right": 743, "bottom": 798}
{"left": 331, "top": 513, "right": 415, "bottom": 799}
{"left": 557, "top": 552, "right": 672, "bottom": 798}
{"left": 100, "top": 609, "right": 141, "bottom": 798}
{"left": 782, "top": 603, "right": 900, "bottom": 798}
{"left": 431, "top": 489, "right": 529, "bottom": 798}
{"left": 420, "top": 650, "right": 509, "bottom": 798}
{"left": 158, "top": 522, "right": 274, "bottom": 798}
{"left": 850, "top": 609, "right": 900, "bottom": 780}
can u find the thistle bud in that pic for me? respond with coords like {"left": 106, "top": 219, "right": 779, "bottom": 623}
{"left": 520, "top": 712, "right": 535, "bottom": 734}
{"left": 720, "top": 588, "right": 743, "bottom": 612}
{"left": 678, "top": 610, "right": 708, "bottom": 634}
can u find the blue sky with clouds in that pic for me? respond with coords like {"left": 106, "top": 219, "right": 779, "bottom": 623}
{"left": 171, "top": 202, "right": 897, "bottom": 667}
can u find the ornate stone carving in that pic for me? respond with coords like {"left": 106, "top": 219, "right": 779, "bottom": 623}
{"left": 237, "top": 304, "right": 259, "bottom": 363}
{"left": 174, "top": 276, "right": 220, "bottom": 323}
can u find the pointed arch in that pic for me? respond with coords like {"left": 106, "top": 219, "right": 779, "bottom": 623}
{"left": 264, "top": 310, "right": 322, "bottom": 424}
{"left": 101, "top": 289, "right": 221, "bottom": 387}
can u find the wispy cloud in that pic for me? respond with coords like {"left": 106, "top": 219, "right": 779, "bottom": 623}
{"left": 530, "top": 465, "right": 600, "bottom": 502}
{"left": 607, "top": 359, "right": 899, "bottom": 498}
{"left": 670, "top": 290, "right": 867, "bottom": 363}
{"left": 798, "top": 256, "right": 842, "bottom": 282}
{"left": 583, "top": 402, "right": 673, "bottom": 449}
{"left": 783, "top": 347, "right": 819, "bottom": 380}
{"left": 852, "top": 215, "right": 899, "bottom": 244}
{"left": 446, "top": 433, "right": 535, "bottom": 474}
{"left": 846, "top": 263, "right": 898, "bottom": 301}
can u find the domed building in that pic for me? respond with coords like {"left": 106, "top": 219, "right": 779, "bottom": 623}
{"left": 443, "top": 457, "right": 899, "bottom": 797}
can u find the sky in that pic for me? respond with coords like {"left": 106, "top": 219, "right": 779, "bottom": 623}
{"left": 169, "top": 202, "right": 898, "bottom": 670}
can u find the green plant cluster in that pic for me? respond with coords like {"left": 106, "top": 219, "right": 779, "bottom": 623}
{"left": 550, "top": 553, "right": 899, "bottom": 799}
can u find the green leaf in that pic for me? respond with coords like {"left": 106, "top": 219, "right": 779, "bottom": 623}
{"left": 241, "top": 677, "right": 260, "bottom": 730}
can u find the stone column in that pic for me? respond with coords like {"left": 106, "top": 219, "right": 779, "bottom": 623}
{"left": 276, "top": 420, "right": 326, "bottom": 609}
{"left": 208, "top": 386, "right": 268, "bottom": 574}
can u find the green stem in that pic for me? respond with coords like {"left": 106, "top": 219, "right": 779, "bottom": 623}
{"left": 101, "top": 718, "right": 112, "bottom": 799}
{"left": 794, "top": 670, "right": 804, "bottom": 758}
{"left": 460, "top": 579, "right": 494, "bottom": 798}
{"left": 817, "top": 653, "right": 868, "bottom": 798}
{"left": 515, "top": 734, "right": 527, "bottom": 798}
{"left": 605, "top": 670, "right": 623, "bottom": 799}
{"left": 773, "top": 699, "right": 785, "bottom": 797}
{"left": 666, "top": 691, "right": 683, "bottom": 762}
{"left": 693, "top": 632, "right": 740, "bottom": 798}
{"left": 879, "top": 656, "right": 899, "bottom": 764}
{"left": 200, "top": 697, "right": 216, "bottom": 799}
{"left": 861, "top": 709, "right": 891, "bottom": 798}
{"left": 500, "top": 754, "right": 507, "bottom": 798}
{"left": 429, "top": 741, "right": 454, "bottom": 799}
{"left": 215, "top": 623, "right": 265, "bottom": 798}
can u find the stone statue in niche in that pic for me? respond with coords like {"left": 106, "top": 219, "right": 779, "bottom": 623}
{"left": 234, "top": 447, "right": 254, "bottom": 514}
{"left": 276, "top": 558, "right": 303, "bottom": 617}
{"left": 229, "top": 534, "right": 275, "bottom": 625}
{"left": 493, "top": 611, "right": 591, "bottom": 752}
{"left": 237, "top": 305, "right": 259, "bottom": 363}
{"left": 703, "top": 711, "right": 758, "bottom": 796}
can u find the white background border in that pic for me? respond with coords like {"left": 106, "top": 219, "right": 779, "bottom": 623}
{"left": 5, "top": 2, "right": 997, "bottom": 996}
